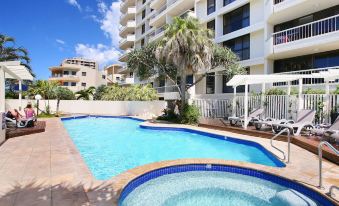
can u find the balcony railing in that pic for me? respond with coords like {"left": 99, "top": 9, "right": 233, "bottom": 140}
{"left": 155, "top": 85, "right": 179, "bottom": 94}
{"left": 273, "top": 66, "right": 339, "bottom": 86}
{"left": 273, "top": 14, "right": 339, "bottom": 45}
{"left": 273, "top": 0, "right": 285, "bottom": 5}
{"left": 150, "top": 4, "right": 167, "bottom": 21}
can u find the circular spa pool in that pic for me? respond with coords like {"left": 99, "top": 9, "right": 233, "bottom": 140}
{"left": 119, "top": 164, "right": 334, "bottom": 206}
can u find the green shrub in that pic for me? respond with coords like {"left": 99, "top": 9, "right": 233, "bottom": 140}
{"left": 265, "top": 88, "right": 286, "bottom": 95}
{"left": 157, "top": 108, "right": 180, "bottom": 122}
{"left": 303, "top": 88, "right": 325, "bottom": 94}
{"left": 180, "top": 104, "right": 200, "bottom": 125}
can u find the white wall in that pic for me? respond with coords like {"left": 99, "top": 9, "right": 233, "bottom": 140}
{"left": 5, "top": 99, "right": 167, "bottom": 117}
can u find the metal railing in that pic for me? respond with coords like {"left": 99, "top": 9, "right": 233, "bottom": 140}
{"left": 150, "top": 4, "right": 167, "bottom": 21}
{"left": 318, "top": 141, "right": 339, "bottom": 188}
{"left": 273, "top": 14, "right": 339, "bottom": 45}
{"left": 327, "top": 185, "right": 339, "bottom": 197}
{"left": 270, "top": 128, "right": 291, "bottom": 163}
{"left": 274, "top": 66, "right": 339, "bottom": 86}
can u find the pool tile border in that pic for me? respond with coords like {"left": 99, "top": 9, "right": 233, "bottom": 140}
{"left": 118, "top": 164, "right": 335, "bottom": 206}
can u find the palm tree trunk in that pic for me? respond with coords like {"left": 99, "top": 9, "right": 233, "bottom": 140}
{"left": 179, "top": 66, "right": 186, "bottom": 116}
{"left": 56, "top": 99, "right": 60, "bottom": 117}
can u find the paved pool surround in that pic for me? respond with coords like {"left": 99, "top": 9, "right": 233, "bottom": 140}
{"left": 0, "top": 117, "right": 337, "bottom": 206}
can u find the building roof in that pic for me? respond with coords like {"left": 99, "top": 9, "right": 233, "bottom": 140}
{"left": 0, "top": 61, "right": 34, "bottom": 81}
{"left": 226, "top": 74, "right": 307, "bottom": 87}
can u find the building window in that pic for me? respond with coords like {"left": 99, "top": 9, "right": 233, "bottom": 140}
{"left": 142, "top": 9, "right": 146, "bottom": 19}
{"left": 129, "top": 72, "right": 134, "bottom": 78}
{"left": 207, "top": 0, "right": 215, "bottom": 15}
{"left": 102, "top": 75, "right": 106, "bottom": 79}
{"left": 222, "top": 75, "right": 245, "bottom": 93}
{"left": 82, "top": 72, "right": 86, "bottom": 76}
{"left": 141, "top": 24, "right": 145, "bottom": 34}
{"left": 274, "top": 50, "right": 339, "bottom": 73}
{"left": 81, "top": 82, "right": 86, "bottom": 87}
{"left": 223, "top": 4, "right": 249, "bottom": 35}
{"left": 223, "top": 34, "right": 250, "bottom": 60}
{"left": 206, "top": 73, "right": 215, "bottom": 94}
{"left": 63, "top": 71, "right": 69, "bottom": 75}
{"left": 142, "top": 0, "right": 146, "bottom": 4}
{"left": 207, "top": 20, "right": 215, "bottom": 33}
{"left": 71, "top": 82, "right": 76, "bottom": 86}
{"left": 71, "top": 71, "right": 76, "bottom": 75}
{"left": 224, "top": 0, "right": 236, "bottom": 6}
{"left": 63, "top": 82, "right": 68, "bottom": 86}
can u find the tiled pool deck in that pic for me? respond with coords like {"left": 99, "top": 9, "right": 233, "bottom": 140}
{"left": 0, "top": 118, "right": 337, "bottom": 206}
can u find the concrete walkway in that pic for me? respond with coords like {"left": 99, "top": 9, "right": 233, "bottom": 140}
{"left": 0, "top": 118, "right": 337, "bottom": 206}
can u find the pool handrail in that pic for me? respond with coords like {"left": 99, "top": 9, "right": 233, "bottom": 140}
{"left": 318, "top": 141, "right": 339, "bottom": 189}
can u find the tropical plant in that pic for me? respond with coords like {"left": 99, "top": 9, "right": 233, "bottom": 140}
{"left": 93, "top": 85, "right": 107, "bottom": 100}
{"left": 100, "top": 84, "right": 157, "bottom": 101}
{"left": 265, "top": 88, "right": 286, "bottom": 95}
{"left": 127, "top": 17, "right": 244, "bottom": 115}
{"left": 180, "top": 104, "right": 200, "bottom": 124}
{"left": 54, "top": 87, "right": 75, "bottom": 116}
{"left": 75, "top": 86, "right": 96, "bottom": 100}
{"left": 28, "top": 80, "right": 59, "bottom": 114}
{"left": 0, "top": 34, "right": 33, "bottom": 76}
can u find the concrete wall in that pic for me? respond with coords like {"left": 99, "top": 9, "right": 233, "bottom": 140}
{"left": 5, "top": 99, "right": 167, "bottom": 117}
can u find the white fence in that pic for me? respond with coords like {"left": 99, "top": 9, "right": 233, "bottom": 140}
{"left": 5, "top": 99, "right": 167, "bottom": 117}
{"left": 193, "top": 94, "right": 339, "bottom": 123}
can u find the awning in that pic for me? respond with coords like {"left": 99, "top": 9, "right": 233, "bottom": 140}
{"left": 0, "top": 61, "right": 34, "bottom": 81}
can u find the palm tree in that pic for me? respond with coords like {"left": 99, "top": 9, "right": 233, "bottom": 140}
{"left": 0, "top": 34, "right": 33, "bottom": 76}
{"left": 54, "top": 87, "right": 75, "bottom": 116}
{"left": 75, "top": 86, "right": 96, "bottom": 100}
{"left": 155, "top": 17, "right": 214, "bottom": 113}
{"left": 28, "top": 80, "right": 59, "bottom": 114}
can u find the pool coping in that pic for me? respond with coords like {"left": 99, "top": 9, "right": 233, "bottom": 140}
{"left": 59, "top": 115, "right": 339, "bottom": 205}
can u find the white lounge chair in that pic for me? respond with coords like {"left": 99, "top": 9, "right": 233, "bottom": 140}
{"left": 228, "top": 108, "right": 265, "bottom": 127}
{"left": 254, "top": 118, "right": 295, "bottom": 131}
{"left": 272, "top": 109, "right": 316, "bottom": 136}
{"left": 5, "top": 117, "right": 34, "bottom": 128}
{"left": 310, "top": 116, "right": 339, "bottom": 144}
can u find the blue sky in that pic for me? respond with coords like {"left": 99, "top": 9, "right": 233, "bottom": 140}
{"left": 0, "top": 0, "right": 121, "bottom": 80}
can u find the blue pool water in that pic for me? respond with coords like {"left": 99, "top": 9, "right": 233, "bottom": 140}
{"left": 121, "top": 171, "right": 322, "bottom": 206}
{"left": 62, "top": 117, "right": 284, "bottom": 180}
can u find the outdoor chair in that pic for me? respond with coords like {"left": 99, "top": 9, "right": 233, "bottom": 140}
{"left": 272, "top": 109, "right": 316, "bottom": 136}
{"left": 254, "top": 118, "right": 295, "bottom": 131}
{"left": 5, "top": 117, "right": 34, "bottom": 128}
{"left": 310, "top": 116, "right": 339, "bottom": 145}
{"left": 228, "top": 108, "right": 264, "bottom": 127}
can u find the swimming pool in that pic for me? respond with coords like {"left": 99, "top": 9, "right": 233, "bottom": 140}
{"left": 62, "top": 116, "right": 284, "bottom": 180}
{"left": 119, "top": 164, "right": 333, "bottom": 206}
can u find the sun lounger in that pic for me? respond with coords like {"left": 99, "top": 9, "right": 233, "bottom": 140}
{"left": 5, "top": 117, "right": 34, "bottom": 128}
{"left": 254, "top": 118, "right": 295, "bottom": 131}
{"left": 272, "top": 109, "right": 316, "bottom": 136}
{"left": 310, "top": 116, "right": 339, "bottom": 144}
{"left": 228, "top": 108, "right": 264, "bottom": 127}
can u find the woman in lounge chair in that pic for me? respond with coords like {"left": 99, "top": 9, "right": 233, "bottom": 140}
{"left": 24, "top": 103, "right": 36, "bottom": 120}
{"left": 6, "top": 109, "right": 23, "bottom": 121}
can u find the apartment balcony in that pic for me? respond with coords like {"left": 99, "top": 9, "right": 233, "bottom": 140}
{"left": 150, "top": 0, "right": 166, "bottom": 10}
{"left": 149, "top": 4, "right": 167, "bottom": 27}
{"left": 149, "top": 25, "right": 165, "bottom": 42}
{"left": 155, "top": 85, "right": 180, "bottom": 100}
{"left": 120, "top": 0, "right": 135, "bottom": 13}
{"left": 118, "top": 49, "right": 133, "bottom": 62}
{"left": 48, "top": 75, "right": 80, "bottom": 82}
{"left": 49, "top": 65, "right": 81, "bottom": 72}
{"left": 120, "top": 7, "right": 136, "bottom": 25}
{"left": 119, "top": 20, "right": 136, "bottom": 37}
{"left": 267, "top": 0, "right": 338, "bottom": 25}
{"left": 119, "top": 34, "right": 135, "bottom": 50}
{"left": 118, "top": 77, "right": 134, "bottom": 85}
{"left": 270, "top": 14, "right": 339, "bottom": 59}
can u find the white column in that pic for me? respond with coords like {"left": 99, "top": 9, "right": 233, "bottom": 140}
{"left": 261, "top": 83, "right": 266, "bottom": 108}
{"left": 298, "top": 78, "right": 303, "bottom": 111}
{"left": 287, "top": 81, "right": 291, "bottom": 119}
{"left": 325, "top": 80, "right": 330, "bottom": 122}
{"left": 232, "top": 86, "right": 237, "bottom": 117}
{"left": 0, "top": 67, "right": 5, "bottom": 113}
{"left": 244, "top": 83, "right": 249, "bottom": 129}
{"left": 19, "top": 80, "right": 22, "bottom": 111}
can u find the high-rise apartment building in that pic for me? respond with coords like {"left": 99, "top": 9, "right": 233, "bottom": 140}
{"left": 120, "top": 0, "right": 339, "bottom": 100}
{"left": 49, "top": 58, "right": 106, "bottom": 92}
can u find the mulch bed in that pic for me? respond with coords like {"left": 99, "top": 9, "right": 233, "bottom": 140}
{"left": 6, "top": 121, "right": 46, "bottom": 139}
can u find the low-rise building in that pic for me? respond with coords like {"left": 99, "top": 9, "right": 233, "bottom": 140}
{"left": 49, "top": 58, "right": 106, "bottom": 92}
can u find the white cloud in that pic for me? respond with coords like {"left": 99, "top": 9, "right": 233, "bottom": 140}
{"left": 56, "top": 39, "right": 66, "bottom": 45}
{"left": 75, "top": 43, "right": 122, "bottom": 67}
{"left": 97, "top": 0, "right": 121, "bottom": 46}
{"left": 67, "top": 0, "right": 82, "bottom": 11}
{"left": 74, "top": 1, "right": 122, "bottom": 68}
